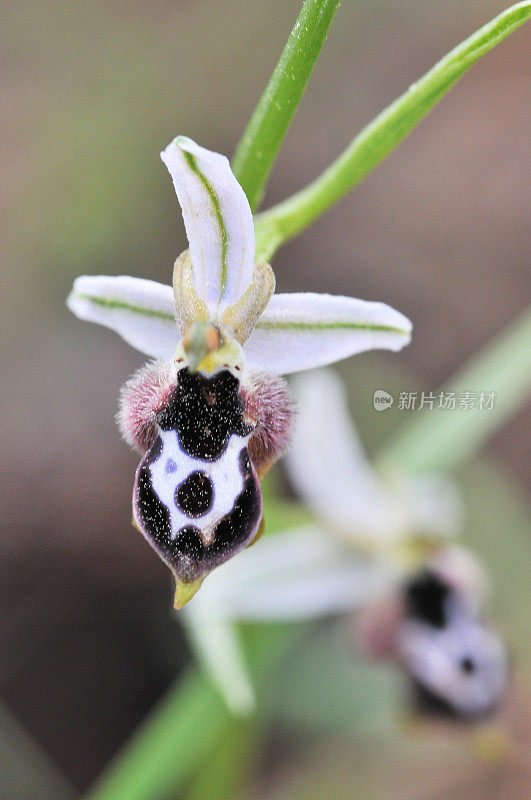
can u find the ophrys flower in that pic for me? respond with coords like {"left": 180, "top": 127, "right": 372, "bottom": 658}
{"left": 67, "top": 137, "right": 412, "bottom": 607}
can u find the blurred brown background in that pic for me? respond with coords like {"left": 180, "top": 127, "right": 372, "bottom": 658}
{"left": 1, "top": 0, "right": 529, "bottom": 795}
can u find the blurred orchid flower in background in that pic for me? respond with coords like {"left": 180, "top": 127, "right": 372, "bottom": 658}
{"left": 183, "top": 368, "right": 465, "bottom": 713}
{"left": 285, "top": 373, "right": 509, "bottom": 723}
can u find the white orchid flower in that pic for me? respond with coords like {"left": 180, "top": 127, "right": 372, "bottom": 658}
{"left": 68, "top": 137, "right": 411, "bottom": 372}
{"left": 183, "top": 368, "right": 462, "bottom": 713}
{"left": 67, "top": 137, "right": 412, "bottom": 608}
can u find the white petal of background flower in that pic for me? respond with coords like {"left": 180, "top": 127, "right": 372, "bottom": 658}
{"left": 391, "top": 474, "right": 462, "bottom": 540}
{"left": 67, "top": 275, "right": 178, "bottom": 359}
{"left": 244, "top": 293, "right": 412, "bottom": 374}
{"left": 286, "top": 369, "right": 461, "bottom": 546}
{"left": 183, "top": 525, "right": 391, "bottom": 713}
{"left": 184, "top": 614, "right": 256, "bottom": 716}
{"left": 286, "top": 369, "right": 400, "bottom": 541}
{"left": 161, "top": 137, "right": 256, "bottom": 315}
{"left": 187, "top": 525, "right": 389, "bottom": 622}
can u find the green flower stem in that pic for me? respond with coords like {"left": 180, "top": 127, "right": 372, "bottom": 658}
{"left": 182, "top": 716, "right": 260, "bottom": 800}
{"left": 84, "top": 670, "right": 225, "bottom": 800}
{"left": 254, "top": 2, "right": 531, "bottom": 262}
{"left": 379, "top": 308, "right": 531, "bottom": 474}
{"left": 232, "top": 0, "right": 342, "bottom": 212}
{"left": 83, "top": 624, "right": 297, "bottom": 800}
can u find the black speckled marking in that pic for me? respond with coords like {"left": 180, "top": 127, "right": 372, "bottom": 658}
{"left": 136, "top": 436, "right": 172, "bottom": 544}
{"left": 403, "top": 570, "right": 450, "bottom": 629}
{"left": 175, "top": 471, "right": 214, "bottom": 518}
{"left": 172, "top": 450, "right": 261, "bottom": 581}
{"left": 156, "top": 368, "right": 252, "bottom": 461}
{"left": 134, "top": 446, "right": 261, "bottom": 583}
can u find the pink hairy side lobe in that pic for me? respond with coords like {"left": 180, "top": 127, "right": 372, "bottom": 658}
{"left": 241, "top": 371, "right": 295, "bottom": 477}
{"left": 117, "top": 360, "right": 177, "bottom": 454}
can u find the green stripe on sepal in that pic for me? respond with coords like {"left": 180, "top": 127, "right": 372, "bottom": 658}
{"left": 255, "top": 321, "right": 409, "bottom": 334}
{"left": 77, "top": 294, "right": 175, "bottom": 322}
{"left": 182, "top": 150, "right": 229, "bottom": 297}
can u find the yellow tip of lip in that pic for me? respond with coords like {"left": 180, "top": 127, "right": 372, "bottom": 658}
{"left": 173, "top": 577, "right": 204, "bottom": 609}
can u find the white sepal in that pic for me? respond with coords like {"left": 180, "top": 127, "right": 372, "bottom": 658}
{"left": 244, "top": 292, "right": 412, "bottom": 374}
{"left": 287, "top": 370, "right": 398, "bottom": 543}
{"left": 183, "top": 525, "right": 389, "bottom": 715}
{"left": 392, "top": 474, "right": 463, "bottom": 540}
{"left": 161, "top": 137, "right": 255, "bottom": 316}
{"left": 182, "top": 612, "right": 256, "bottom": 716}
{"left": 287, "top": 370, "right": 461, "bottom": 547}
{"left": 67, "top": 275, "right": 178, "bottom": 359}
{"left": 187, "top": 525, "right": 389, "bottom": 622}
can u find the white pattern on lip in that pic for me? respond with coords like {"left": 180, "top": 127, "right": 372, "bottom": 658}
{"left": 149, "top": 428, "right": 250, "bottom": 545}
{"left": 397, "top": 598, "right": 508, "bottom": 716}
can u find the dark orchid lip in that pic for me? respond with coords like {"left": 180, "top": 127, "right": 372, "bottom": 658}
{"left": 134, "top": 443, "right": 262, "bottom": 585}
{"left": 403, "top": 569, "right": 450, "bottom": 628}
{"left": 133, "top": 368, "right": 263, "bottom": 588}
